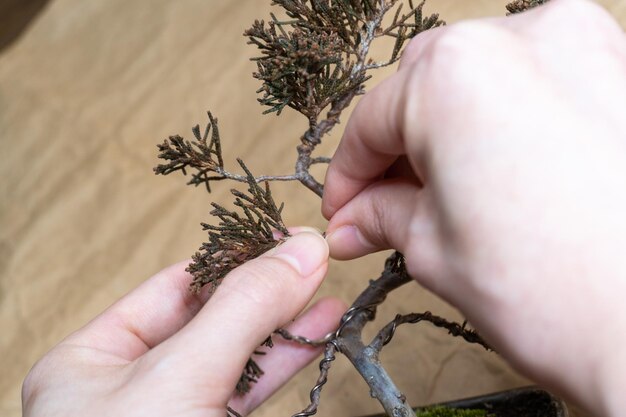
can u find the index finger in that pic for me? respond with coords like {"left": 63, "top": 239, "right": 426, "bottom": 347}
{"left": 322, "top": 66, "right": 422, "bottom": 219}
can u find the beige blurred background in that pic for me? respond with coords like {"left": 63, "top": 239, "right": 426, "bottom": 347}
{"left": 1, "top": 1, "right": 624, "bottom": 416}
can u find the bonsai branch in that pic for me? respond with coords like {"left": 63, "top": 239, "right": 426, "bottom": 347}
{"left": 370, "top": 312, "right": 493, "bottom": 353}
{"left": 291, "top": 342, "right": 338, "bottom": 417}
{"left": 333, "top": 253, "right": 418, "bottom": 417}
{"left": 275, "top": 328, "right": 335, "bottom": 348}
{"left": 311, "top": 156, "right": 331, "bottom": 165}
{"left": 210, "top": 170, "right": 300, "bottom": 184}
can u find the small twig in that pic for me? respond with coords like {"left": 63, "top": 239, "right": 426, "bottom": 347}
{"left": 215, "top": 168, "right": 301, "bottom": 184}
{"left": 370, "top": 312, "right": 493, "bottom": 353}
{"left": 311, "top": 156, "right": 331, "bottom": 165}
{"left": 364, "top": 59, "right": 401, "bottom": 70}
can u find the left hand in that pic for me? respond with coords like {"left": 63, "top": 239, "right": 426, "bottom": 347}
{"left": 22, "top": 230, "right": 344, "bottom": 417}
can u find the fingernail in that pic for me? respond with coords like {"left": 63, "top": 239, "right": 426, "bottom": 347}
{"left": 326, "top": 225, "right": 376, "bottom": 253}
{"left": 272, "top": 231, "right": 329, "bottom": 276}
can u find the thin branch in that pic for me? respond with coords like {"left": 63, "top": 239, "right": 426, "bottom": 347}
{"left": 291, "top": 342, "right": 338, "bottom": 417}
{"left": 275, "top": 328, "right": 336, "bottom": 347}
{"left": 311, "top": 156, "right": 331, "bottom": 165}
{"left": 370, "top": 312, "right": 493, "bottom": 353}
{"left": 296, "top": 144, "right": 325, "bottom": 197}
{"left": 215, "top": 169, "right": 301, "bottom": 184}
{"left": 334, "top": 253, "right": 417, "bottom": 417}
{"left": 364, "top": 59, "right": 401, "bottom": 70}
{"left": 295, "top": 81, "right": 364, "bottom": 197}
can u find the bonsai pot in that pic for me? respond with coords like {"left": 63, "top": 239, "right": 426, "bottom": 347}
{"left": 366, "top": 386, "right": 569, "bottom": 417}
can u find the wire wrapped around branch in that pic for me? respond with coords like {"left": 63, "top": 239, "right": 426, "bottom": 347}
{"left": 370, "top": 312, "right": 493, "bottom": 353}
{"left": 291, "top": 342, "right": 338, "bottom": 417}
{"left": 333, "top": 252, "right": 417, "bottom": 417}
{"left": 274, "top": 328, "right": 335, "bottom": 347}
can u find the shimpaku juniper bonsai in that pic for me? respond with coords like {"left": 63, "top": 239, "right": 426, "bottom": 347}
{"left": 155, "top": 1, "right": 550, "bottom": 417}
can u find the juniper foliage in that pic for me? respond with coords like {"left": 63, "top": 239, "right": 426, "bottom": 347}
{"left": 187, "top": 159, "right": 289, "bottom": 294}
{"left": 245, "top": 0, "right": 444, "bottom": 117}
{"left": 237, "top": 336, "right": 274, "bottom": 394}
{"left": 506, "top": 0, "right": 550, "bottom": 14}
{"left": 155, "top": 112, "right": 224, "bottom": 192}
{"left": 157, "top": 145, "right": 288, "bottom": 394}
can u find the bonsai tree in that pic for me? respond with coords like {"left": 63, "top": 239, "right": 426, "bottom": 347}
{"left": 154, "top": 1, "right": 551, "bottom": 416}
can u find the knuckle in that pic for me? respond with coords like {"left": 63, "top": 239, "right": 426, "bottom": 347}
{"left": 21, "top": 356, "right": 51, "bottom": 405}
{"left": 401, "top": 35, "right": 423, "bottom": 62}
{"left": 537, "top": 0, "right": 617, "bottom": 36}
{"left": 550, "top": 0, "right": 606, "bottom": 18}
{"left": 424, "top": 22, "right": 504, "bottom": 65}
{"left": 412, "top": 23, "right": 516, "bottom": 92}
{"left": 423, "top": 27, "right": 472, "bottom": 67}
{"left": 366, "top": 185, "right": 392, "bottom": 247}
{"left": 400, "top": 28, "right": 441, "bottom": 65}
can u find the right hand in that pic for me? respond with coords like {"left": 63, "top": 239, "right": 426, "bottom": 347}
{"left": 322, "top": 1, "right": 626, "bottom": 415}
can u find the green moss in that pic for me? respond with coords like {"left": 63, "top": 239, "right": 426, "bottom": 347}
{"left": 414, "top": 407, "right": 490, "bottom": 417}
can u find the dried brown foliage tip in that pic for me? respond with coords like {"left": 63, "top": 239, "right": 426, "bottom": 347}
{"left": 236, "top": 336, "right": 274, "bottom": 394}
{"left": 187, "top": 160, "right": 289, "bottom": 294}
{"left": 506, "top": 0, "right": 550, "bottom": 14}
{"left": 383, "top": 0, "right": 446, "bottom": 64}
{"left": 154, "top": 112, "right": 224, "bottom": 192}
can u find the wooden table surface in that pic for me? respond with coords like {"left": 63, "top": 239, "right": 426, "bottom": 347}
{"left": 1, "top": 1, "right": 624, "bottom": 416}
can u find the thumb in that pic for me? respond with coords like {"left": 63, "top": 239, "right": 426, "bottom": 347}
{"left": 146, "top": 230, "right": 329, "bottom": 402}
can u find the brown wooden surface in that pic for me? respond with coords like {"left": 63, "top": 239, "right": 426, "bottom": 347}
{"left": 1, "top": 1, "right": 624, "bottom": 416}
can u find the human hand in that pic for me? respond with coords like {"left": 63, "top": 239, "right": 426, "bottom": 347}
{"left": 22, "top": 230, "right": 344, "bottom": 417}
{"left": 323, "top": 0, "right": 626, "bottom": 415}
